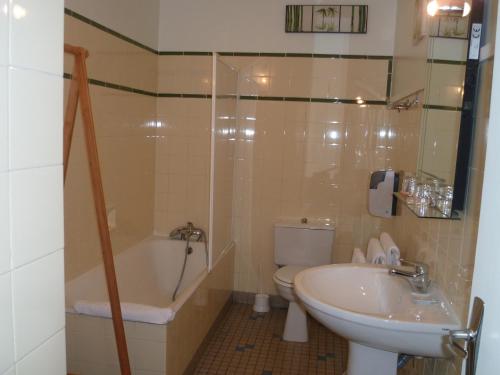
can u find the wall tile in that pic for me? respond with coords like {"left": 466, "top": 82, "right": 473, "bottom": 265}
{"left": 9, "top": 0, "right": 63, "bottom": 74}
{"left": 8, "top": 68, "right": 62, "bottom": 170}
{"left": 2, "top": 367, "right": 16, "bottom": 375}
{"left": 0, "top": 273, "right": 14, "bottom": 374}
{"left": 0, "top": 173, "right": 9, "bottom": 274}
{"left": 0, "top": 67, "right": 7, "bottom": 172}
{"left": 15, "top": 330, "right": 66, "bottom": 375}
{"left": 0, "top": 0, "right": 7, "bottom": 67}
{"left": 10, "top": 166, "right": 63, "bottom": 267}
{"left": 64, "top": 15, "right": 157, "bottom": 93}
{"left": 12, "top": 250, "right": 65, "bottom": 359}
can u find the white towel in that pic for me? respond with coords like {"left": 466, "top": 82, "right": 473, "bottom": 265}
{"left": 380, "top": 232, "right": 401, "bottom": 265}
{"left": 367, "top": 238, "right": 387, "bottom": 264}
{"left": 351, "top": 248, "right": 367, "bottom": 263}
{"left": 74, "top": 300, "right": 174, "bottom": 325}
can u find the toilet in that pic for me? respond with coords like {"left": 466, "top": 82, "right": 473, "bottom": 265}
{"left": 272, "top": 220, "right": 335, "bottom": 342}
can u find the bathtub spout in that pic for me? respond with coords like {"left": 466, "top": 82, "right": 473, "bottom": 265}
{"left": 170, "top": 222, "right": 209, "bottom": 301}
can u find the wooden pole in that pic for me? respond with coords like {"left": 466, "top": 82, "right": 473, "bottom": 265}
{"left": 63, "top": 43, "right": 131, "bottom": 375}
{"left": 63, "top": 60, "right": 80, "bottom": 181}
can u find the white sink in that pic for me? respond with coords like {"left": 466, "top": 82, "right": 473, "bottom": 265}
{"left": 294, "top": 263, "right": 461, "bottom": 375}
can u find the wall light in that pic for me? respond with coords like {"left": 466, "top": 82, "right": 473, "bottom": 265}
{"left": 427, "top": 0, "right": 471, "bottom": 17}
{"left": 427, "top": 0, "right": 440, "bottom": 16}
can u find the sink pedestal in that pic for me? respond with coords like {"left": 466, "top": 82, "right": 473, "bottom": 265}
{"left": 347, "top": 342, "right": 397, "bottom": 375}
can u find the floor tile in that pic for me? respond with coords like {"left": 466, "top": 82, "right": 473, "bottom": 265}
{"left": 193, "top": 303, "right": 348, "bottom": 374}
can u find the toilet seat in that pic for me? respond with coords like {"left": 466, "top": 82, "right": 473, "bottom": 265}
{"left": 274, "top": 265, "right": 308, "bottom": 287}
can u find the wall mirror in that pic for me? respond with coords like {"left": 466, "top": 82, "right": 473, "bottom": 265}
{"left": 391, "top": 0, "right": 480, "bottom": 216}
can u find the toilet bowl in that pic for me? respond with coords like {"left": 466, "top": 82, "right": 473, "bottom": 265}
{"left": 273, "top": 220, "right": 335, "bottom": 343}
{"left": 273, "top": 265, "right": 308, "bottom": 342}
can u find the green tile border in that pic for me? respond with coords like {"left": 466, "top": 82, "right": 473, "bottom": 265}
{"left": 240, "top": 95, "right": 387, "bottom": 105}
{"left": 64, "top": 8, "right": 157, "bottom": 54}
{"left": 64, "top": 72, "right": 388, "bottom": 105}
{"left": 64, "top": 8, "right": 392, "bottom": 61}
{"left": 218, "top": 51, "right": 392, "bottom": 60}
{"left": 427, "top": 59, "right": 467, "bottom": 65}
{"left": 64, "top": 73, "right": 211, "bottom": 98}
{"left": 63, "top": 9, "right": 392, "bottom": 104}
{"left": 424, "top": 104, "right": 462, "bottom": 111}
{"left": 158, "top": 51, "right": 213, "bottom": 56}
{"left": 64, "top": 73, "right": 387, "bottom": 105}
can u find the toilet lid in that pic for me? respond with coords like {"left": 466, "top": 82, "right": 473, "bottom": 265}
{"left": 275, "top": 265, "right": 308, "bottom": 285}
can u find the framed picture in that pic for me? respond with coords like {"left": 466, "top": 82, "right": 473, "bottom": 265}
{"left": 285, "top": 5, "right": 368, "bottom": 34}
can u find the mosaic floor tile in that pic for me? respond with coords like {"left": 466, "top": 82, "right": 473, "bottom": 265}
{"left": 193, "top": 303, "right": 348, "bottom": 374}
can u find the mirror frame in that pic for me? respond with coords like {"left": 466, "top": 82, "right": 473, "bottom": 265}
{"left": 452, "top": 0, "right": 484, "bottom": 211}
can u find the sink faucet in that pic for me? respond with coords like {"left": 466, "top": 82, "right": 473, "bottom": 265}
{"left": 389, "top": 259, "right": 431, "bottom": 293}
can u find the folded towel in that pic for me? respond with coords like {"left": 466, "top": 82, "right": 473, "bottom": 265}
{"left": 74, "top": 300, "right": 174, "bottom": 325}
{"left": 380, "top": 232, "right": 401, "bottom": 265}
{"left": 367, "top": 238, "right": 387, "bottom": 264}
{"left": 351, "top": 248, "right": 367, "bottom": 263}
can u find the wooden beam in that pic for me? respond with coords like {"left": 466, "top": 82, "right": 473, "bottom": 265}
{"left": 64, "top": 43, "right": 132, "bottom": 375}
{"left": 63, "top": 60, "right": 80, "bottom": 182}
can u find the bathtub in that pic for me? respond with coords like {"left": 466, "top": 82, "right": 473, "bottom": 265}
{"left": 65, "top": 235, "right": 235, "bottom": 375}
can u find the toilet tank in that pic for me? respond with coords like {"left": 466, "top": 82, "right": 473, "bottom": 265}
{"left": 274, "top": 220, "right": 335, "bottom": 267}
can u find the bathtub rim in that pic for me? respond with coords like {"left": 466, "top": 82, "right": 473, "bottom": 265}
{"left": 65, "top": 238, "right": 235, "bottom": 325}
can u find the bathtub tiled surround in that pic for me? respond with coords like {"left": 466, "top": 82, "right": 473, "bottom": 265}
{"left": 154, "top": 98, "right": 211, "bottom": 236}
{"left": 0, "top": 0, "right": 65, "bottom": 374}
{"left": 66, "top": 245, "right": 234, "bottom": 375}
{"left": 64, "top": 14, "right": 157, "bottom": 281}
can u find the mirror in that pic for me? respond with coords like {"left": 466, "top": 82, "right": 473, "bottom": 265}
{"left": 418, "top": 37, "right": 468, "bottom": 185}
{"left": 390, "top": 0, "right": 478, "bottom": 215}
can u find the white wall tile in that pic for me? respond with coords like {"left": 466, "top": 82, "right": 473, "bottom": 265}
{"left": 12, "top": 250, "right": 65, "bottom": 360}
{"left": 8, "top": 68, "right": 62, "bottom": 170}
{"left": 15, "top": 330, "right": 65, "bottom": 375}
{"left": 0, "top": 67, "right": 7, "bottom": 172}
{"left": 0, "top": 173, "right": 9, "bottom": 274}
{"left": 0, "top": 273, "right": 14, "bottom": 374}
{"left": 1, "top": 367, "right": 16, "bottom": 375}
{"left": 10, "top": 166, "right": 63, "bottom": 267}
{"left": 9, "top": 0, "right": 63, "bottom": 75}
{"left": 0, "top": 0, "right": 8, "bottom": 67}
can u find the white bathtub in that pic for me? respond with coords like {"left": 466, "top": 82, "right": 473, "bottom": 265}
{"left": 65, "top": 236, "right": 234, "bottom": 375}
{"left": 66, "top": 235, "right": 208, "bottom": 323}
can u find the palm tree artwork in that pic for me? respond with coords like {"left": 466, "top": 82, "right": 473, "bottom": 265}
{"left": 314, "top": 6, "right": 339, "bottom": 32}
{"left": 286, "top": 5, "right": 368, "bottom": 34}
{"left": 316, "top": 7, "right": 328, "bottom": 30}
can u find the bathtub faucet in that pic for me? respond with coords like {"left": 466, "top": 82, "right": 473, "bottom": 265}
{"left": 169, "top": 222, "right": 206, "bottom": 242}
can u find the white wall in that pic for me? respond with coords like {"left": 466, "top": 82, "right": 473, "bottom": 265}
{"left": 65, "top": 0, "right": 160, "bottom": 49}
{"left": 0, "top": 0, "right": 66, "bottom": 374}
{"left": 158, "top": 0, "right": 397, "bottom": 55}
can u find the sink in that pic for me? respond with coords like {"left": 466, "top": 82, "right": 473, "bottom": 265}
{"left": 294, "top": 263, "right": 461, "bottom": 375}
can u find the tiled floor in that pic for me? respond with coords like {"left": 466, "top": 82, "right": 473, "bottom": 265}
{"left": 193, "top": 303, "right": 348, "bottom": 375}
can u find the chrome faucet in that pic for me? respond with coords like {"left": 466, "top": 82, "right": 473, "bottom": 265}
{"left": 169, "top": 222, "right": 206, "bottom": 242}
{"left": 389, "top": 259, "right": 431, "bottom": 293}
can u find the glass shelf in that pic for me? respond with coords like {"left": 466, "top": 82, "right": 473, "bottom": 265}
{"left": 393, "top": 192, "right": 461, "bottom": 220}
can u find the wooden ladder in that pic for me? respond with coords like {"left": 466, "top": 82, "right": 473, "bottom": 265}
{"left": 63, "top": 43, "right": 131, "bottom": 375}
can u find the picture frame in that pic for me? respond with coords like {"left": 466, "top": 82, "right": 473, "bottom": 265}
{"left": 285, "top": 5, "right": 368, "bottom": 34}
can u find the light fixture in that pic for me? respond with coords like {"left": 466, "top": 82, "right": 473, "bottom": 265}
{"left": 427, "top": 0, "right": 440, "bottom": 17}
{"left": 463, "top": 1, "right": 471, "bottom": 17}
{"left": 426, "top": 0, "right": 471, "bottom": 17}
